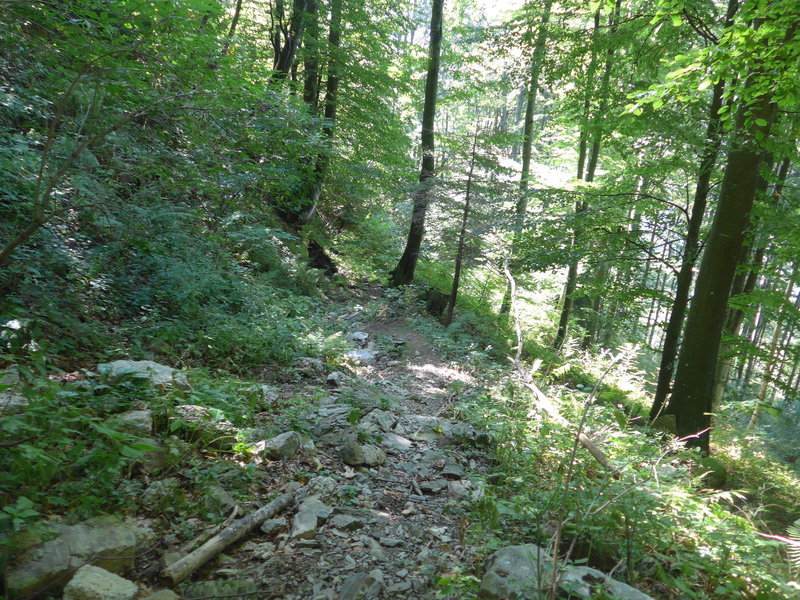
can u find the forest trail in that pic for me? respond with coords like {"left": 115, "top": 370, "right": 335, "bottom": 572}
{"left": 164, "top": 285, "right": 493, "bottom": 599}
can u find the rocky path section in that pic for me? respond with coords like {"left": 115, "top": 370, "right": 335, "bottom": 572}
{"left": 176, "top": 315, "right": 492, "bottom": 600}
{"left": 5, "top": 287, "right": 656, "bottom": 600}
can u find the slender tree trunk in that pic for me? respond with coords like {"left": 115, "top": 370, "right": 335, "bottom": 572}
{"left": 302, "top": 0, "right": 320, "bottom": 110}
{"left": 747, "top": 266, "right": 797, "bottom": 430}
{"left": 272, "top": 0, "right": 309, "bottom": 77}
{"left": 390, "top": 0, "right": 444, "bottom": 286}
{"left": 499, "top": 0, "right": 554, "bottom": 315}
{"left": 666, "top": 92, "right": 776, "bottom": 454}
{"left": 444, "top": 127, "right": 479, "bottom": 326}
{"left": 649, "top": 79, "right": 726, "bottom": 420}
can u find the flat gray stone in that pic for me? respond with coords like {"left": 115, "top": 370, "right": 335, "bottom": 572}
{"left": 479, "top": 544, "right": 552, "bottom": 600}
{"left": 108, "top": 409, "right": 153, "bottom": 436}
{"left": 339, "top": 569, "right": 384, "bottom": 600}
{"left": 260, "top": 518, "right": 286, "bottom": 536}
{"left": 380, "top": 432, "right": 413, "bottom": 453}
{"left": 291, "top": 496, "right": 332, "bottom": 539}
{"left": 419, "top": 479, "right": 448, "bottom": 494}
{"left": 5, "top": 516, "right": 141, "bottom": 599}
{"left": 379, "top": 537, "right": 403, "bottom": 548}
{"left": 97, "top": 360, "right": 187, "bottom": 387}
{"left": 62, "top": 565, "right": 137, "bottom": 600}
{"left": 330, "top": 514, "right": 365, "bottom": 531}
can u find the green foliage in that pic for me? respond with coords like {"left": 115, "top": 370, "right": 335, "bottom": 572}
{"left": 0, "top": 372, "right": 160, "bottom": 542}
{"left": 453, "top": 369, "right": 797, "bottom": 599}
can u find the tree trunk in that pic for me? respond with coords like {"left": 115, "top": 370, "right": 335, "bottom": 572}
{"left": 747, "top": 265, "right": 797, "bottom": 430}
{"left": 390, "top": 0, "right": 444, "bottom": 287}
{"left": 272, "top": 0, "right": 309, "bottom": 78}
{"left": 665, "top": 93, "right": 776, "bottom": 454}
{"left": 499, "top": 0, "right": 554, "bottom": 315}
{"left": 444, "top": 127, "right": 478, "bottom": 326}
{"left": 302, "top": 0, "right": 320, "bottom": 110}
{"left": 649, "top": 79, "right": 725, "bottom": 420}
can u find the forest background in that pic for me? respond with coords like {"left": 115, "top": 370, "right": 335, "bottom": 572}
{"left": 1, "top": 0, "right": 800, "bottom": 598}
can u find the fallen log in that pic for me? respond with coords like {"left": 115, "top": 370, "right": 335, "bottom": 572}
{"left": 161, "top": 491, "right": 296, "bottom": 586}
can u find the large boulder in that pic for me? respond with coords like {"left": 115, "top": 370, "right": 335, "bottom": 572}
{"left": 170, "top": 404, "right": 238, "bottom": 450}
{"left": 5, "top": 516, "right": 148, "bottom": 599}
{"left": 479, "top": 544, "right": 552, "bottom": 599}
{"left": 97, "top": 360, "right": 187, "bottom": 387}
{"left": 62, "top": 565, "right": 138, "bottom": 600}
{"left": 479, "top": 545, "right": 655, "bottom": 600}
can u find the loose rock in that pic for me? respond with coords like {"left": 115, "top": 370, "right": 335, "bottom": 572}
{"left": 62, "top": 565, "right": 138, "bottom": 600}
{"left": 258, "top": 431, "right": 302, "bottom": 460}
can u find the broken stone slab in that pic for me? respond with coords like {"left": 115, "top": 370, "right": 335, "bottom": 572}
{"left": 558, "top": 566, "right": 655, "bottom": 600}
{"left": 479, "top": 545, "right": 656, "bottom": 600}
{"left": 97, "top": 360, "right": 188, "bottom": 388}
{"left": 259, "top": 518, "right": 286, "bottom": 536}
{"left": 359, "top": 409, "right": 398, "bottom": 432}
{"left": 291, "top": 496, "right": 333, "bottom": 539}
{"left": 293, "top": 357, "right": 327, "bottom": 377}
{"left": 339, "top": 569, "right": 384, "bottom": 600}
{"left": 441, "top": 460, "right": 464, "bottom": 479}
{"left": 326, "top": 371, "right": 349, "bottom": 387}
{"left": 170, "top": 404, "right": 238, "bottom": 450}
{"left": 257, "top": 431, "right": 302, "bottom": 460}
{"left": 347, "top": 349, "right": 377, "bottom": 366}
{"left": 378, "top": 537, "right": 403, "bottom": 548}
{"left": 296, "top": 476, "right": 339, "bottom": 502}
{"left": 260, "top": 385, "right": 279, "bottom": 405}
{"left": 62, "top": 565, "right": 138, "bottom": 600}
{"left": 348, "top": 332, "right": 369, "bottom": 346}
{"left": 5, "top": 516, "right": 147, "bottom": 600}
{"left": 380, "top": 432, "right": 413, "bottom": 453}
{"left": 419, "top": 479, "right": 448, "bottom": 494}
{"left": 0, "top": 390, "right": 29, "bottom": 413}
{"left": 329, "top": 514, "right": 366, "bottom": 531}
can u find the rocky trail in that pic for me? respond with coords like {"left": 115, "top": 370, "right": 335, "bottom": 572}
{"left": 5, "top": 285, "right": 656, "bottom": 600}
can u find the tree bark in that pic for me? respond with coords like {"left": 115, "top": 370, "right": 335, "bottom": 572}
{"left": 444, "top": 127, "right": 478, "bottom": 326}
{"left": 390, "top": 0, "right": 444, "bottom": 287}
{"left": 665, "top": 92, "right": 776, "bottom": 454}
{"left": 161, "top": 492, "right": 296, "bottom": 586}
{"left": 649, "top": 79, "right": 726, "bottom": 421}
{"left": 272, "top": 0, "right": 309, "bottom": 78}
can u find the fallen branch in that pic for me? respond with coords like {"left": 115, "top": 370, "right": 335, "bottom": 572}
{"left": 179, "top": 505, "right": 239, "bottom": 557}
{"left": 523, "top": 380, "right": 616, "bottom": 474}
{"left": 161, "top": 491, "right": 296, "bottom": 586}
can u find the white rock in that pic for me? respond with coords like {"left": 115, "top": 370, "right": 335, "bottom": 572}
{"left": 63, "top": 565, "right": 138, "bottom": 600}
{"left": 97, "top": 360, "right": 187, "bottom": 387}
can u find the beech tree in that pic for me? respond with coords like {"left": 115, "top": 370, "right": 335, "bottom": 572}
{"left": 390, "top": 0, "right": 444, "bottom": 286}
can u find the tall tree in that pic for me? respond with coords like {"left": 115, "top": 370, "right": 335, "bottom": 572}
{"left": 499, "top": 0, "right": 554, "bottom": 316}
{"left": 666, "top": 90, "right": 776, "bottom": 453}
{"left": 389, "top": 0, "right": 444, "bottom": 287}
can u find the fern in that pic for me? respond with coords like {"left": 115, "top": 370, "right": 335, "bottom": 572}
{"left": 787, "top": 518, "right": 800, "bottom": 571}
